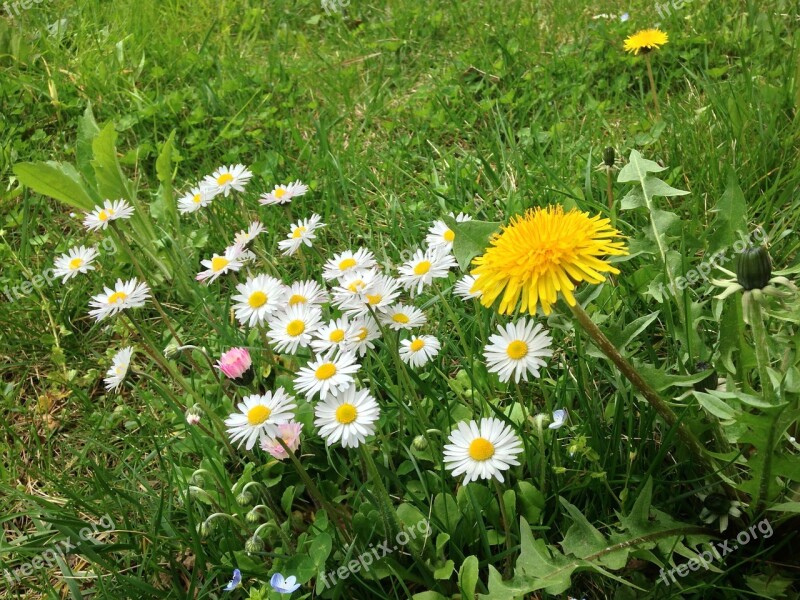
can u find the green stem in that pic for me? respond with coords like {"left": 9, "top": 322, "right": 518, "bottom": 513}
{"left": 493, "top": 479, "right": 513, "bottom": 577}
{"left": 644, "top": 53, "right": 661, "bottom": 117}
{"left": 360, "top": 445, "right": 402, "bottom": 540}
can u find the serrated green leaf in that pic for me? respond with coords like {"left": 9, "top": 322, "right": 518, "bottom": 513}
{"left": 444, "top": 216, "right": 501, "bottom": 271}
{"left": 617, "top": 149, "right": 665, "bottom": 182}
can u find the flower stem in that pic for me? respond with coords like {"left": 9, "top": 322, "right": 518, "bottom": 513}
{"left": 644, "top": 53, "right": 661, "bottom": 117}
{"left": 360, "top": 445, "right": 402, "bottom": 541}
{"left": 567, "top": 301, "right": 724, "bottom": 487}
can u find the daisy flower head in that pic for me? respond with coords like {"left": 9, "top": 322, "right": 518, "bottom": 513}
{"left": 201, "top": 164, "right": 252, "bottom": 198}
{"left": 196, "top": 243, "right": 246, "bottom": 283}
{"left": 89, "top": 278, "right": 150, "bottom": 321}
{"left": 340, "top": 274, "right": 402, "bottom": 316}
{"left": 624, "top": 28, "right": 668, "bottom": 55}
{"left": 267, "top": 304, "right": 323, "bottom": 354}
{"left": 216, "top": 347, "right": 253, "bottom": 380}
{"left": 330, "top": 268, "right": 379, "bottom": 310}
{"left": 260, "top": 421, "right": 303, "bottom": 460}
{"left": 322, "top": 248, "right": 377, "bottom": 282}
{"left": 345, "top": 316, "right": 381, "bottom": 356}
{"left": 53, "top": 245, "right": 99, "bottom": 282}
{"left": 311, "top": 316, "right": 359, "bottom": 355}
{"left": 259, "top": 180, "right": 309, "bottom": 206}
{"left": 294, "top": 351, "right": 361, "bottom": 400}
{"left": 277, "top": 214, "right": 325, "bottom": 256}
{"left": 83, "top": 199, "right": 134, "bottom": 232}
{"left": 471, "top": 205, "right": 628, "bottom": 316}
{"left": 314, "top": 384, "right": 380, "bottom": 448}
{"left": 380, "top": 303, "right": 427, "bottom": 331}
{"left": 232, "top": 274, "right": 286, "bottom": 327}
{"left": 398, "top": 247, "right": 457, "bottom": 296}
{"left": 454, "top": 274, "right": 482, "bottom": 300}
{"left": 177, "top": 186, "right": 213, "bottom": 214}
{"left": 285, "top": 279, "right": 329, "bottom": 308}
{"left": 443, "top": 417, "right": 523, "bottom": 484}
{"left": 225, "top": 388, "right": 297, "bottom": 450}
{"left": 426, "top": 212, "right": 472, "bottom": 252}
{"left": 104, "top": 346, "right": 134, "bottom": 392}
{"left": 484, "top": 318, "right": 552, "bottom": 383}
{"left": 399, "top": 335, "right": 441, "bottom": 368}
{"left": 233, "top": 221, "right": 266, "bottom": 246}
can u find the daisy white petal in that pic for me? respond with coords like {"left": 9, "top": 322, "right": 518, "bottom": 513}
{"left": 340, "top": 274, "right": 402, "bottom": 317}
{"left": 88, "top": 278, "right": 150, "bottom": 321}
{"left": 330, "top": 268, "right": 379, "bottom": 310}
{"left": 311, "top": 316, "right": 360, "bottom": 355}
{"left": 233, "top": 221, "right": 266, "bottom": 246}
{"left": 196, "top": 243, "right": 246, "bottom": 283}
{"left": 399, "top": 335, "right": 441, "bottom": 368}
{"left": 322, "top": 248, "right": 377, "bottom": 282}
{"left": 314, "top": 384, "right": 380, "bottom": 448}
{"left": 443, "top": 417, "right": 523, "bottom": 484}
{"left": 294, "top": 352, "right": 361, "bottom": 400}
{"left": 259, "top": 180, "right": 309, "bottom": 205}
{"left": 426, "top": 212, "right": 472, "bottom": 252}
{"left": 178, "top": 186, "right": 213, "bottom": 214}
{"left": 398, "top": 247, "right": 457, "bottom": 296}
{"left": 231, "top": 274, "right": 287, "bottom": 327}
{"left": 53, "top": 245, "right": 99, "bottom": 282}
{"left": 345, "top": 316, "right": 381, "bottom": 356}
{"left": 483, "top": 318, "right": 552, "bottom": 383}
{"left": 225, "top": 388, "right": 297, "bottom": 450}
{"left": 379, "top": 304, "right": 427, "bottom": 331}
{"left": 83, "top": 199, "right": 135, "bottom": 231}
{"left": 104, "top": 346, "right": 134, "bottom": 392}
{"left": 285, "top": 279, "right": 329, "bottom": 308}
{"left": 277, "top": 214, "right": 325, "bottom": 256}
{"left": 267, "top": 305, "right": 323, "bottom": 354}
{"left": 454, "top": 274, "right": 483, "bottom": 300}
{"left": 201, "top": 164, "right": 252, "bottom": 198}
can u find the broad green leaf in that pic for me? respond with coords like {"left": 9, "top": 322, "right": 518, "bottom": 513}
{"left": 767, "top": 502, "right": 800, "bottom": 513}
{"left": 458, "top": 555, "right": 479, "bottom": 599}
{"left": 308, "top": 532, "right": 333, "bottom": 567}
{"left": 708, "top": 171, "right": 747, "bottom": 255}
{"left": 620, "top": 187, "right": 644, "bottom": 210}
{"left": 693, "top": 391, "right": 738, "bottom": 421}
{"left": 433, "top": 559, "right": 455, "bottom": 580}
{"left": 516, "top": 481, "right": 544, "bottom": 524}
{"left": 444, "top": 216, "right": 501, "bottom": 271}
{"left": 13, "top": 161, "right": 96, "bottom": 210}
{"left": 76, "top": 103, "right": 100, "bottom": 185}
{"left": 91, "top": 122, "right": 132, "bottom": 201}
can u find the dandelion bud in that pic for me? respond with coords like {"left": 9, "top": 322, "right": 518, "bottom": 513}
{"left": 245, "top": 535, "right": 264, "bottom": 554}
{"left": 603, "top": 146, "right": 616, "bottom": 167}
{"left": 412, "top": 435, "right": 428, "bottom": 451}
{"left": 736, "top": 246, "right": 772, "bottom": 291}
{"left": 693, "top": 361, "right": 719, "bottom": 393}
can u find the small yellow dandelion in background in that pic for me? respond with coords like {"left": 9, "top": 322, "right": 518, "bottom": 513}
{"left": 470, "top": 205, "right": 628, "bottom": 316}
{"left": 623, "top": 28, "right": 668, "bottom": 55}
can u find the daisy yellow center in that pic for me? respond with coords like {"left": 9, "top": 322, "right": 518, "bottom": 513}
{"left": 288, "top": 294, "right": 307, "bottom": 305}
{"left": 248, "top": 291, "right": 268, "bottom": 308}
{"left": 443, "top": 229, "right": 455, "bottom": 242}
{"left": 286, "top": 320, "right": 306, "bottom": 336}
{"left": 292, "top": 226, "right": 307, "bottom": 239}
{"left": 366, "top": 293, "right": 382, "bottom": 305}
{"left": 315, "top": 363, "right": 337, "bottom": 380}
{"left": 247, "top": 405, "right": 272, "bottom": 426}
{"left": 413, "top": 260, "right": 431, "bottom": 275}
{"left": 329, "top": 329, "right": 346, "bottom": 343}
{"left": 347, "top": 280, "right": 365, "bottom": 293}
{"left": 392, "top": 313, "right": 410, "bottom": 324}
{"left": 506, "top": 340, "right": 528, "bottom": 360}
{"left": 339, "top": 257, "right": 357, "bottom": 270}
{"left": 335, "top": 403, "right": 357, "bottom": 424}
{"left": 409, "top": 338, "right": 425, "bottom": 352}
{"left": 192, "top": 194, "right": 202, "bottom": 204}
{"left": 471, "top": 205, "right": 628, "bottom": 316}
{"left": 211, "top": 256, "right": 229, "bottom": 272}
{"left": 274, "top": 188, "right": 286, "bottom": 198}
{"left": 68, "top": 257, "right": 84, "bottom": 270}
{"left": 108, "top": 291, "right": 128, "bottom": 304}
{"left": 468, "top": 437, "right": 495, "bottom": 461}
{"left": 356, "top": 327, "right": 368, "bottom": 341}
{"left": 98, "top": 210, "right": 109, "bottom": 221}
{"left": 217, "top": 173, "right": 234, "bottom": 186}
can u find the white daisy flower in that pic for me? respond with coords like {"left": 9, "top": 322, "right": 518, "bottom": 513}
{"left": 443, "top": 418, "right": 523, "bottom": 484}
{"left": 196, "top": 243, "right": 246, "bottom": 283}
{"left": 177, "top": 186, "right": 213, "bottom": 214}
{"left": 345, "top": 316, "right": 381, "bottom": 357}
{"left": 380, "top": 304, "right": 427, "bottom": 331}
{"left": 426, "top": 212, "right": 472, "bottom": 252}
{"left": 314, "top": 384, "right": 380, "bottom": 448}
{"left": 83, "top": 199, "right": 135, "bottom": 231}
{"left": 89, "top": 278, "right": 150, "bottom": 321}
{"left": 201, "top": 164, "right": 253, "bottom": 198}
{"left": 454, "top": 275, "right": 483, "bottom": 300}
{"left": 322, "top": 248, "right": 377, "bottom": 282}
{"left": 311, "top": 316, "right": 359, "bottom": 355}
{"left": 259, "top": 180, "right": 309, "bottom": 205}
{"left": 399, "top": 335, "right": 441, "bottom": 368}
{"left": 231, "top": 274, "right": 287, "bottom": 327}
{"left": 397, "top": 247, "right": 457, "bottom": 296}
{"left": 330, "top": 268, "right": 379, "bottom": 310}
{"left": 294, "top": 351, "right": 361, "bottom": 400}
{"left": 277, "top": 214, "right": 325, "bottom": 256}
{"left": 104, "top": 346, "right": 134, "bottom": 392}
{"left": 267, "top": 304, "right": 323, "bottom": 354}
{"left": 483, "top": 319, "right": 552, "bottom": 383}
{"left": 225, "top": 388, "right": 297, "bottom": 450}
{"left": 233, "top": 221, "right": 266, "bottom": 246}
{"left": 285, "top": 279, "right": 329, "bottom": 308}
{"left": 53, "top": 245, "right": 99, "bottom": 282}
{"left": 340, "top": 274, "right": 402, "bottom": 317}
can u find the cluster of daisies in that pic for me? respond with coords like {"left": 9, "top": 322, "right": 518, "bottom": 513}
{"left": 54, "top": 161, "right": 566, "bottom": 486}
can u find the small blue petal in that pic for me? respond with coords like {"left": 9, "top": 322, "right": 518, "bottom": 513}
{"left": 270, "top": 572, "right": 301, "bottom": 593}
{"left": 549, "top": 409, "right": 568, "bottom": 429}
{"left": 224, "top": 569, "right": 242, "bottom": 591}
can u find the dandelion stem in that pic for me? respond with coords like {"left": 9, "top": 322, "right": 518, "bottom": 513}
{"left": 644, "top": 53, "right": 661, "bottom": 117}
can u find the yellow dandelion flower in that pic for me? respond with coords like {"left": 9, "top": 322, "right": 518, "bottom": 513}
{"left": 470, "top": 205, "right": 628, "bottom": 316}
{"left": 623, "top": 28, "right": 668, "bottom": 55}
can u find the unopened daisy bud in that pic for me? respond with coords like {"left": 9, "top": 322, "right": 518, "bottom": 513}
{"left": 186, "top": 404, "right": 203, "bottom": 426}
{"left": 737, "top": 246, "right": 772, "bottom": 291}
{"left": 197, "top": 522, "right": 211, "bottom": 539}
{"left": 189, "top": 471, "right": 206, "bottom": 487}
{"left": 216, "top": 347, "right": 254, "bottom": 384}
{"left": 236, "top": 491, "right": 254, "bottom": 506}
{"left": 603, "top": 146, "right": 616, "bottom": 167}
{"left": 246, "top": 509, "right": 263, "bottom": 524}
{"left": 412, "top": 435, "right": 429, "bottom": 451}
{"left": 553, "top": 466, "right": 567, "bottom": 474}
{"left": 245, "top": 535, "right": 264, "bottom": 554}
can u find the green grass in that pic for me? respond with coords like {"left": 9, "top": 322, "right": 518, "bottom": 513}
{"left": 2, "top": 0, "right": 799, "bottom": 598}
